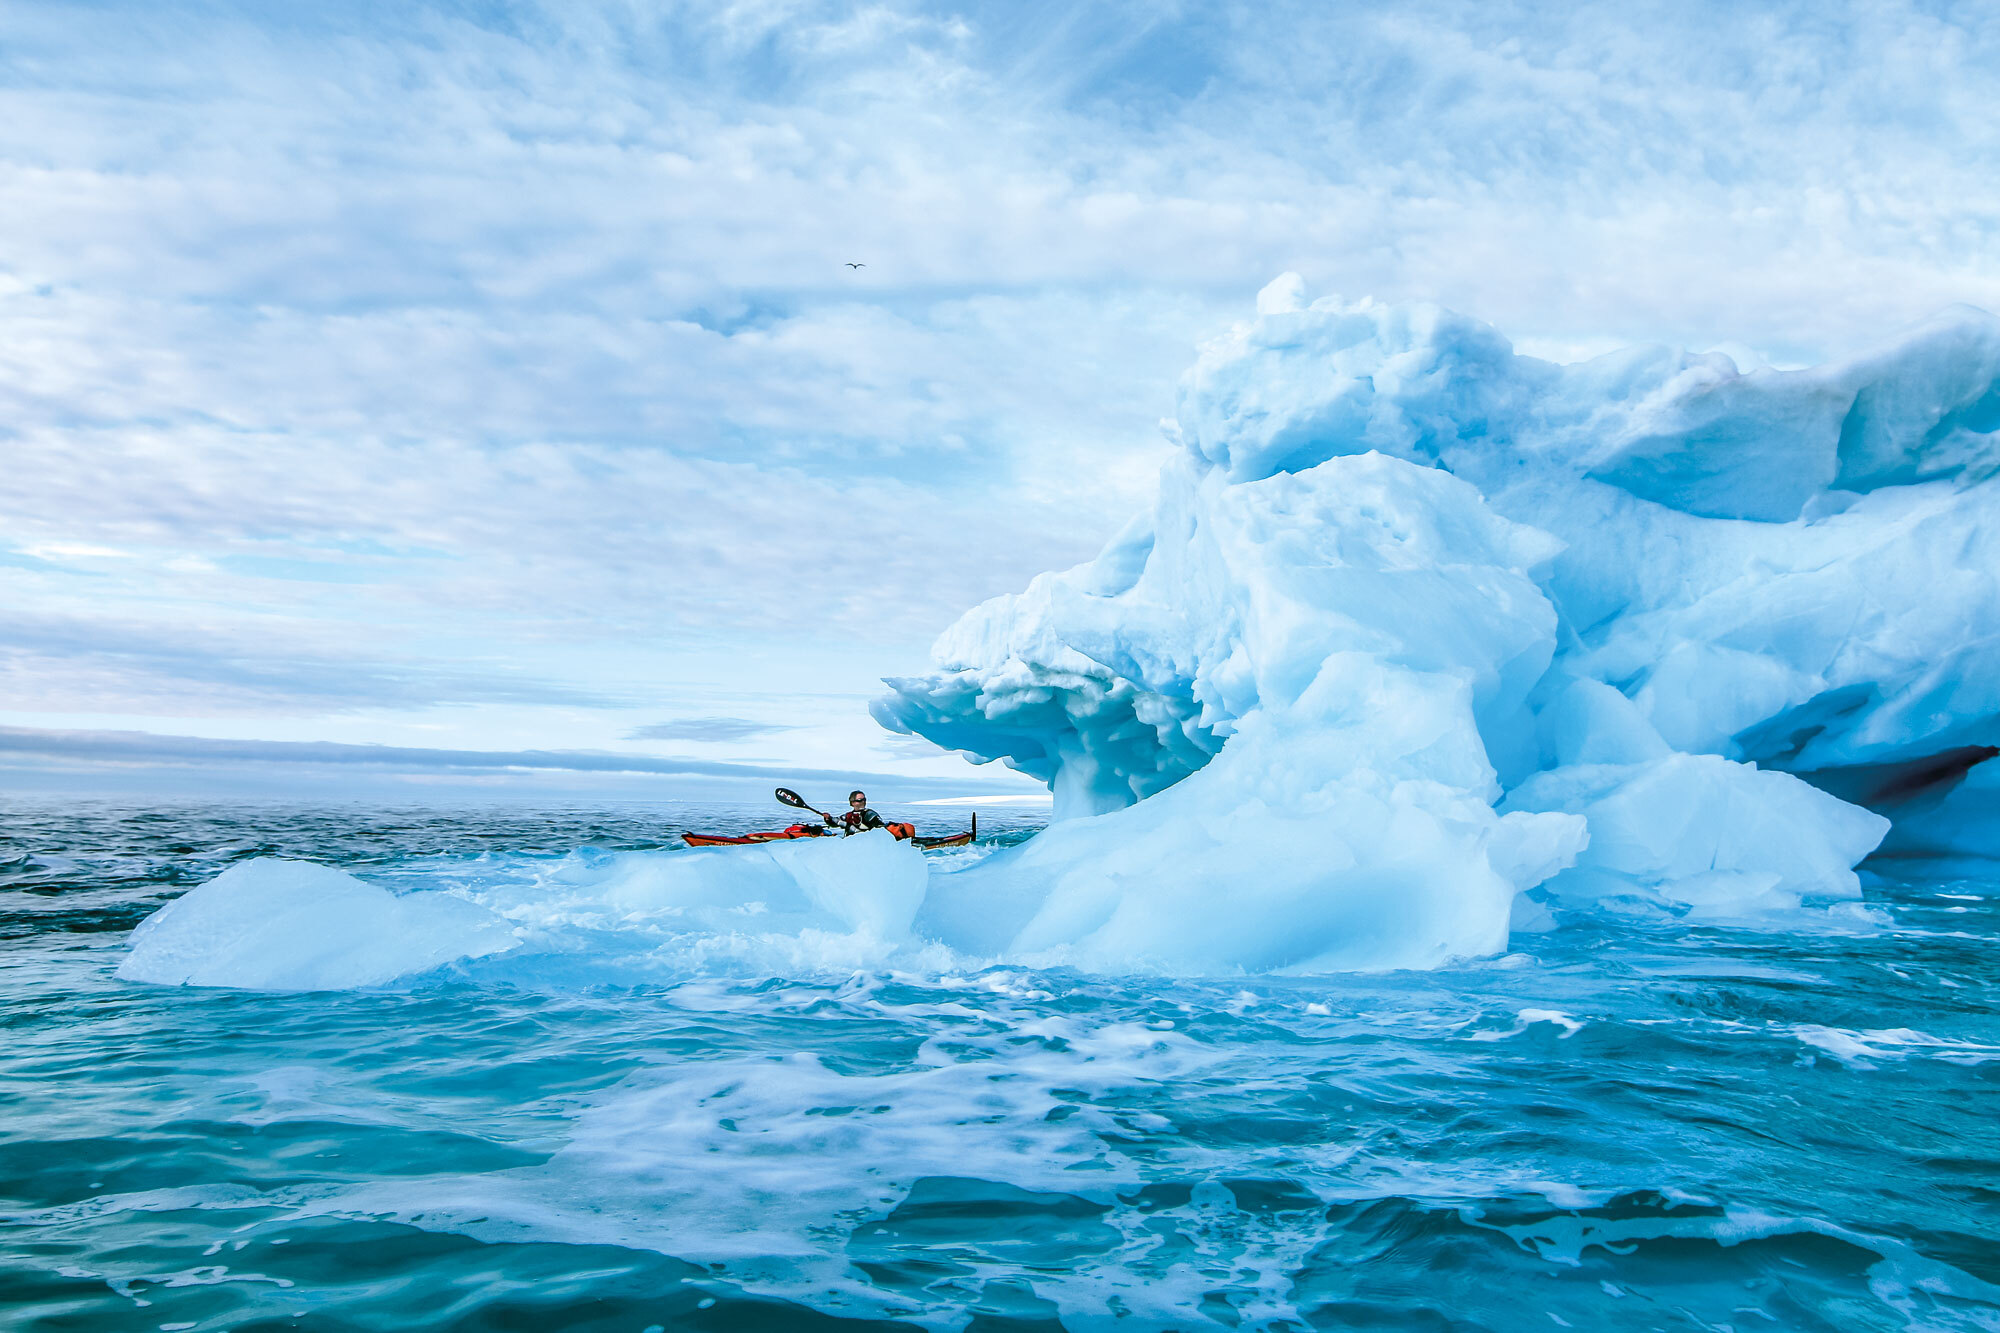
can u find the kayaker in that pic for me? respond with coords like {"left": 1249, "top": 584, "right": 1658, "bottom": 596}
{"left": 827, "top": 790, "right": 887, "bottom": 835}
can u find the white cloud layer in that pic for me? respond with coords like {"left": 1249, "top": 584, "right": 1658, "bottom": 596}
{"left": 3, "top": 0, "right": 1997, "bottom": 782}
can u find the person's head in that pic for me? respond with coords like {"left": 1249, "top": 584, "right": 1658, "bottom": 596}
{"left": 848, "top": 790, "right": 868, "bottom": 807}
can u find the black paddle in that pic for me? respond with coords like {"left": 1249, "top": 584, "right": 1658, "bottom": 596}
{"left": 775, "top": 787, "right": 836, "bottom": 825}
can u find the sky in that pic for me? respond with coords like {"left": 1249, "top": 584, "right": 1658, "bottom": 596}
{"left": 3, "top": 0, "right": 1998, "bottom": 800}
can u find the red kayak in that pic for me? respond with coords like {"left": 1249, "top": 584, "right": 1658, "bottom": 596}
{"left": 682, "top": 823, "right": 831, "bottom": 847}
{"left": 682, "top": 814, "right": 976, "bottom": 850}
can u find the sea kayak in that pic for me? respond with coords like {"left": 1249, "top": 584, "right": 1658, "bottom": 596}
{"left": 681, "top": 815, "right": 976, "bottom": 850}
{"left": 680, "top": 824, "right": 825, "bottom": 847}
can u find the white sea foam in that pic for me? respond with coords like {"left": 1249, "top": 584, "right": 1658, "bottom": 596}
{"left": 1792, "top": 1024, "right": 2000, "bottom": 1068}
{"left": 1468, "top": 1008, "right": 1585, "bottom": 1041}
{"left": 333, "top": 1009, "right": 1255, "bottom": 1326}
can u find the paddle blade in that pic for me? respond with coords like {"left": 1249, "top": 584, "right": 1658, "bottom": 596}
{"left": 774, "top": 787, "right": 810, "bottom": 810}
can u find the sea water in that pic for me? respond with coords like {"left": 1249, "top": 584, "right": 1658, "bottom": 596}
{"left": 4, "top": 798, "right": 1997, "bottom": 1331}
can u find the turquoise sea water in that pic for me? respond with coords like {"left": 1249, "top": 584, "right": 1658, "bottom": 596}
{"left": 4, "top": 798, "right": 1998, "bottom": 1331}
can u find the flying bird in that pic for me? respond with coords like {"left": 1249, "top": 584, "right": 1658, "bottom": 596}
{"left": 845, "top": 262, "right": 865, "bottom": 269}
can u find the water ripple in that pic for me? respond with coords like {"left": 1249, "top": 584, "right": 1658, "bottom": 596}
{"left": 3, "top": 797, "right": 1997, "bottom": 1330}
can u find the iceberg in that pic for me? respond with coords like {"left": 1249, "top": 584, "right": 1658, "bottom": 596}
{"left": 880, "top": 278, "right": 2000, "bottom": 960}
{"left": 116, "top": 858, "right": 520, "bottom": 991}
{"left": 906, "top": 451, "right": 1587, "bottom": 973}
{"left": 118, "top": 834, "right": 936, "bottom": 991}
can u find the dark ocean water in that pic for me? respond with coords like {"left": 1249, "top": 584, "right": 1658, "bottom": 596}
{"left": 3, "top": 798, "right": 1998, "bottom": 1331}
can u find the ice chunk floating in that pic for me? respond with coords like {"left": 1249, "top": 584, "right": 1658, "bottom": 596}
{"left": 880, "top": 279, "right": 2000, "bottom": 960}
{"left": 119, "top": 833, "right": 938, "bottom": 990}
{"left": 117, "top": 858, "right": 519, "bottom": 990}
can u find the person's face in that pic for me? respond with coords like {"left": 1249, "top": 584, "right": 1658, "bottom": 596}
{"left": 849, "top": 795, "right": 867, "bottom": 808}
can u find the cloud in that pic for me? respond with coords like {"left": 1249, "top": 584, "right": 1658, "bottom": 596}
{"left": 13, "top": 2, "right": 1995, "bottom": 361}
{"left": 0, "top": 607, "right": 628, "bottom": 715}
{"left": 2, "top": 0, "right": 1997, "bottom": 748}
{"left": 0, "top": 724, "right": 1033, "bottom": 796}
{"left": 0, "top": 417, "right": 1134, "bottom": 691}
{"left": 627, "top": 717, "right": 800, "bottom": 743}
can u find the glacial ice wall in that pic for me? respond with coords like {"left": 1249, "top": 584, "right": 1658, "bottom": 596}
{"left": 879, "top": 277, "right": 2000, "bottom": 946}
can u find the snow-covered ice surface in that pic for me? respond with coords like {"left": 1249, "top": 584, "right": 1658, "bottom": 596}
{"left": 880, "top": 279, "right": 2000, "bottom": 965}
